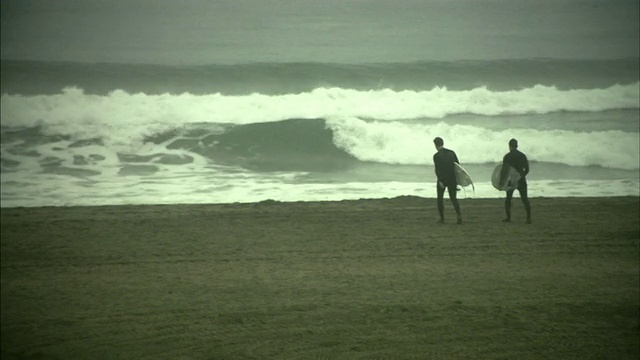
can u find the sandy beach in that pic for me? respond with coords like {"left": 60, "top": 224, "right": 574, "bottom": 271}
{"left": 1, "top": 196, "right": 638, "bottom": 359}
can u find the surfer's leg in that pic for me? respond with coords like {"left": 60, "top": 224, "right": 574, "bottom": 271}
{"left": 504, "top": 189, "right": 514, "bottom": 222}
{"left": 447, "top": 185, "right": 462, "bottom": 224}
{"left": 518, "top": 180, "right": 532, "bottom": 223}
{"left": 437, "top": 184, "right": 445, "bottom": 222}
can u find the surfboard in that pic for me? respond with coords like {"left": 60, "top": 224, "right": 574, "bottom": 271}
{"left": 491, "top": 164, "right": 521, "bottom": 191}
{"left": 454, "top": 162, "right": 475, "bottom": 196}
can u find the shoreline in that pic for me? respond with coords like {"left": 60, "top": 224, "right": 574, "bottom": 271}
{"left": 1, "top": 194, "right": 639, "bottom": 210}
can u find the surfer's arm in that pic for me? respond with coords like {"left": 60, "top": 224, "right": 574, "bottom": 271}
{"left": 433, "top": 154, "right": 442, "bottom": 182}
{"left": 522, "top": 154, "right": 530, "bottom": 177}
{"left": 500, "top": 154, "right": 509, "bottom": 179}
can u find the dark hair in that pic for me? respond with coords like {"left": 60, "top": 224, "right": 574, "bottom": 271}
{"left": 433, "top": 137, "right": 444, "bottom": 147}
{"left": 509, "top": 138, "right": 518, "bottom": 148}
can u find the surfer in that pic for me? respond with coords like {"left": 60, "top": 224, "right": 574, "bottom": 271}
{"left": 501, "top": 139, "right": 531, "bottom": 224}
{"left": 433, "top": 137, "right": 462, "bottom": 224}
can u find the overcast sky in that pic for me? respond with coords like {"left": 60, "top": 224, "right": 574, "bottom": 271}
{"left": 1, "top": 0, "right": 638, "bottom": 64}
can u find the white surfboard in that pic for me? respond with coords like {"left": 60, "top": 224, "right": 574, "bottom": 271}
{"left": 454, "top": 162, "right": 475, "bottom": 197}
{"left": 491, "top": 164, "right": 521, "bottom": 191}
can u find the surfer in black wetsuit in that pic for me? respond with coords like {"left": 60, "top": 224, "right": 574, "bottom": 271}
{"left": 433, "top": 137, "right": 462, "bottom": 224}
{"left": 502, "top": 138, "right": 531, "bottom": 223}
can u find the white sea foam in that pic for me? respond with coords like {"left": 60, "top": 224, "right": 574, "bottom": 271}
{"left": 1, "top": 170, "right": 637, "bottom": 208}
{"left": 2, "top": 84, "right": 639, "bottom": 207}
{"left": 2, "top": 83, "right": 638, "bottom": 146}
{"left": 327, "top": 117, "right": 640, "bottom": 170}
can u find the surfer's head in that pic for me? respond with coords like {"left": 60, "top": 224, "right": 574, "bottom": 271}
{"left": 433, "top": 137, "right": 444, "bottom": 149}
{"left": 509, "top": 138, "right": 518, "bottom": 149}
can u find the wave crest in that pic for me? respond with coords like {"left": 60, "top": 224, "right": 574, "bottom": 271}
{"left": 327, "top": 117, "right": 639, "bottom": 170}
{"left": 2, "top": 85, "right": 638, "bottom": 170}
{"left": 2, "top": 83, "right": 638, "bottom": 135}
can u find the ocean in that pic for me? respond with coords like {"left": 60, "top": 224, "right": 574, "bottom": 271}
{"left": 1, "top": 0, "right": 639, "bottom": 207}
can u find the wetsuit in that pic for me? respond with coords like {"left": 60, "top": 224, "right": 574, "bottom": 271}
{"left": 502, "top": 149, "right": 531, "bottom": 222}
{"left": 433, "top": 148, "right": 461, "bottom": 222}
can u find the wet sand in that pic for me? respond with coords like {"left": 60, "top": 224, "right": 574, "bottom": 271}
{"left": 1, "top": 196, "right": 639, "bottom": 359}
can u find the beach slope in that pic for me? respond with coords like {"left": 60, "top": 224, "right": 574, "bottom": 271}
{"left": 1, "top": 197, "right": 639, "bottom": 359}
